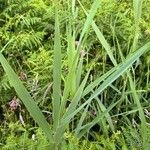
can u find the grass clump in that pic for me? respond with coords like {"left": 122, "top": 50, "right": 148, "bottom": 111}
{"left": 0, "top": 0, "right": 150, "bottom": 149}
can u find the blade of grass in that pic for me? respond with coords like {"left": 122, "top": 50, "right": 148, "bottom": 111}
{"left": 131, "top": 1, "right": 147, "bottom": 146}
{"left": 53, "top": 7, "right": 61, "bottom": 131}
{"left": 0, "top": 49, "right": 53, "bottom": 143}
{"left": 76, "top": 55, "right": 84, "bottom": 88}
{"left": 75, "top": 103, "right": 90, "bottom": 136}
{"left": 83, "top": 65, "right": 119, "bottom": 97}
{"left": 132, "top": 0, "right": 143, "bottom": 52}
{"left": 60, "top": 26, "right": 77, "bottom": 115}
{"left": 78, "top": 0, "right": 101, "bottom": 45}
{"left": 63, "top": 70, "right": 90, "bottom": 119}
{"left": 95, "top": 95, "right": 115, "bottom": 132}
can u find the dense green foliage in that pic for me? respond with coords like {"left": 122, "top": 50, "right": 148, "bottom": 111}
{"left": 0, "top": 0, "right": 150, "bottom": 149}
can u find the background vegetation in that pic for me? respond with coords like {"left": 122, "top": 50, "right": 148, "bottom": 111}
{"left": 0, "top": 0, "right": 150, "bottom": 149}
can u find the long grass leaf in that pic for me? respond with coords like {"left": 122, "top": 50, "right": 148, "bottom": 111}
{"left": 75, "top": 103, "right": 90, "bottom": 136}
{"left": 53, "top": 9, "right": 61, "bottom": 130}
{"left": 83, "top": 66, "right": 118, "bottom": 97}
{"left": 132, "top": 0, "right": 143, "bottom": 52}
{"left": 63, "top": 70, "right": 90, "bottom": 118}
{"left": 78, "top": 0, "right": 101, "bottom": 44}
{"left": 0, "top": 52, "right": 53, "bottom": 143}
